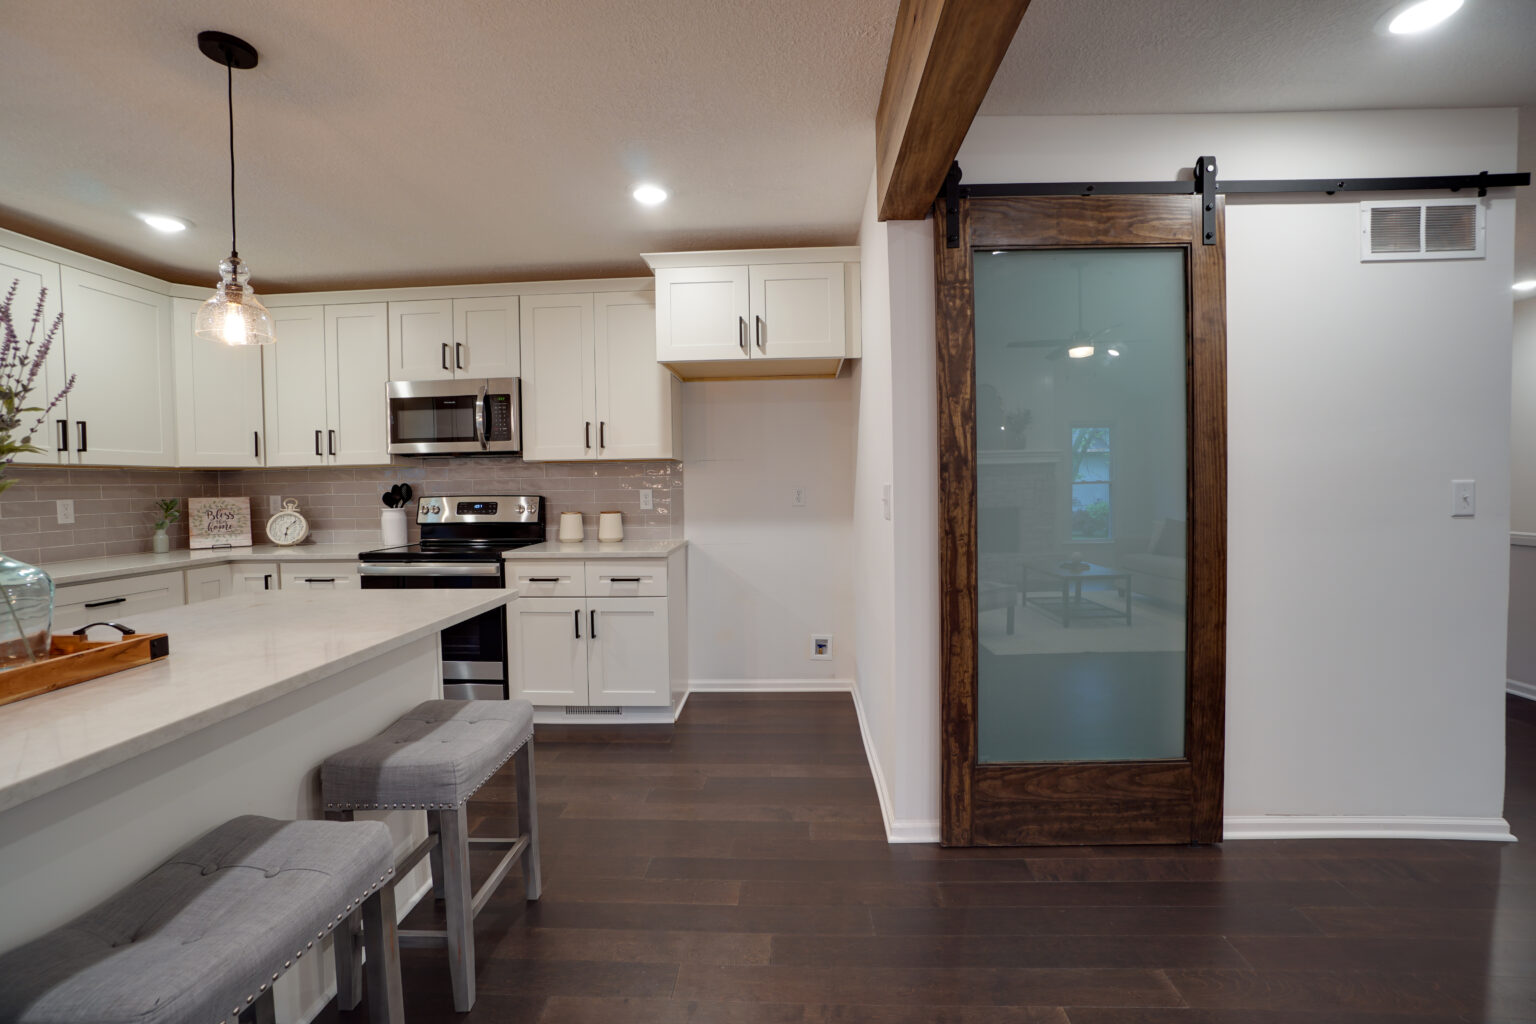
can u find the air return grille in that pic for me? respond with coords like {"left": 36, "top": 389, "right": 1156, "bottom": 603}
{"left": 1361, "top": 199, "right": 1484, "bottom": 261}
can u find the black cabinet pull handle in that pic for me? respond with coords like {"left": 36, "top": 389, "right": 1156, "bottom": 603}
{"left": 315, "top": 430, "right": 322, "bottom": 457}
{"left": 738, "top": 315, "right": 747, "bottom": 351}
{"left": 574, "top": 608, "right": 581, "bottom": 639}
{"left": 253, "top": 431, "right": 260, "bottom": 459}
{"left": 584, "top": 421, "right": 591, "bottom": 449}
{"left": 77, "top": 421, "right": 87, "bottom": 453}
{"left": 607, "top": 577, "right": 642, "bottom": 583}
{"left": 83, "top": 596, "right": 126, "bottom": 609}
{"left": 441, "top": 343, "right": 450, "bottom": 371}
{"left": 455, "top": 343, "right": 465, "bottom": 370}
{"left": 263, "top": 574, "right": 272, "bottom": 590}
{"left": 528, "top": 577, "right": 560, "bottom": 583}
{"left": 57, "top": 419, "right": 68, "bottom": 452}
{"left": 301, "top": 577, "right": 337, "bottom": 583}
{"left": 599, "top": 421, "right": 605, "bottom": 449}
{"left": 328, "top": 429, "right": 336, "bottom": 456}
{"left": 756, "top": 315, "right": 765, "bottom": 351}
{"left": 590, "top": 609, "right": 597, "bottom": 638}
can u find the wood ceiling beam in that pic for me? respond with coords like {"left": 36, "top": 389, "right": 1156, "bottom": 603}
{"left": 875, "top": 0, "right": 1034, "bottom": 221}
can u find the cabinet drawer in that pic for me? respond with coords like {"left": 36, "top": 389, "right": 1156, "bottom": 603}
{"left": 584, "top": 561, "right": 666, "bottom": 597}
{"left": 506, "top": 561, "right": 584, "bottom": 598}
{"left": 279, "top": 562, "right": 360, "bottom": 590}
{"left": 54, "top": 571, "right": 187, "bottom": 633}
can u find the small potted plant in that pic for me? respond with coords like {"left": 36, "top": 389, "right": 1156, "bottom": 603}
{"left": 151, "top": 498, "right": 181, "bottom": 553}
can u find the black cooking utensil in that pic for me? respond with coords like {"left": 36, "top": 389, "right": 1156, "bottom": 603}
{"left": 382, "top": 491, "right": 398, "bottom": 508}
{"left": 397, "top": 483, "right": 413, "bottom": 504}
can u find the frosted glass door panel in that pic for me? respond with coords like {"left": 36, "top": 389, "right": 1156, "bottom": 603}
{"left": 973, "top": 249, "right": 1187, "bottom": 764}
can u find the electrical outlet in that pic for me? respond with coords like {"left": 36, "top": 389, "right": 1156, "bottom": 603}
{"left": 810, "top": 634, "right": 833, "bottom": 660}
{"left": 55, "top": 499, "right": 74, "bottom": 525}
{"left": 793, "top": 487, "right": 807, "bottom": 508}
{"left": 639, "top": 489, "right": 653, "bottom": 511}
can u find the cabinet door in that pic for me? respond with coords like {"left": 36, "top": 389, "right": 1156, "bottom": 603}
{"left": 387, "top": 299, "right": 454, "bottom": 381}
{"left": 53, "top": 571, "right": 187, "bottom": 633}
{"left": 0, "top": 247, "right": 69, "bottom": 464}
{"left": 453, "top": 296, "right": 519, "bottom": 379}
{"left": 747, "top": 263, "right": 846, "bottom": 359}
{"left": 185, "top": 564, "right": 231, "bottom": 603}
{"left": 278, "top": 562, "right": 360, "bottom": 590}
{"left": 230, "top": 562, "right": 279, "bottom": 592}
{"left": 508, "top": 597, "right": 589, "bottom": 704}
{"left": 58, "top": 267, "right": 175, "bottom": 466}
{"left": 263, "top": 306, "right": 328, "bottom": 466}
{"left": 594, "top": 291, "right": 675, "bottom": 460}
{"left": 172, "top": 297, "right": 264, "bottom": 467}
{"left": 586, "top": 597, "right": 669, "bottom": 706}
{"left": 654, "top": 265, "right": 749, "bottom": 362}
{"left": 519, "top": 293, "right": 595, "bottom": 461}
{"left": 326, "top": 303, "right": 390, "bottom": 465}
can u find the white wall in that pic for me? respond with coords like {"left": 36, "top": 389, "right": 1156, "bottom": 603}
{"left": 857, "top": 108, "right": 1518, "bottom": 842}
{"left": 681, "top": 378, "right": 856, "bottom": 686}
{"left": 1512, "top": 298, "right": 1536, "bottom": 695}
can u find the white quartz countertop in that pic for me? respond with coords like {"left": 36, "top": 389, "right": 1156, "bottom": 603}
{"left": 40, "top": 544, "right": 369, "bottom": 586}
{"left": 505, "top": 539, "right": 687, "bottom": 560}
{"left": 0, "top": 589, "right": 511, "bottom": 814}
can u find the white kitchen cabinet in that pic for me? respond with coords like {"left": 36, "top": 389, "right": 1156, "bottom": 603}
{"left": 586, "top": 597, "right": 670, "bottom": 705}
{"left": 263, "top": 306, "right": 328, "bottom": 466}
{"left": 519, "top": 293, "right": 596, "bottom": 461}
{"left": 507, "top": 555, "right": 681, "bottom": 708}
{"left": 184, "top": 565, "right": 232, "bottom": 603}
{"left": 230, "top": 562, "right": 279, "bottom": 593}
{"left": 521, "top": 291, "right": 676, "bottom": 462}
{"left": 172, "top": 297, "right": 265, "bottom": 467}
{"left": 388, "top": 297, "right": 518, "bottom": 381}
{"left": 325, "top": 304, "right": 390, "bottom": 465}
{"left": 508, "top": 596, "right": 588, "bottom": 704}
{"left": 278, "top": 562, "right": 360, "bottom": 590}
{"left": 57, "top": 267, "right": 175, "bottom": 466}
{"left": 53, "top": 571, "right": 186, "bottom": 633}
{"left": 0, "top": 246, "right": 69, "bottom": 465}
{"left": 645, "top": 248, "right": 858, "bottom": 380}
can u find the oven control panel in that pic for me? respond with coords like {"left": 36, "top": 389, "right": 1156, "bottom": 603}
{"left": 417, "top": 494, "right": 541, "bottom": 524}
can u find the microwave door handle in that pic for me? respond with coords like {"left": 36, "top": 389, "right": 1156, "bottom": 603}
{"left": 475, "top": 384, "right": 489, "bottom": 450}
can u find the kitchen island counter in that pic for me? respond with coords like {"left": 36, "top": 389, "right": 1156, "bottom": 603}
{"left": 40, "top": 543, "right": 369, "bottom": 586}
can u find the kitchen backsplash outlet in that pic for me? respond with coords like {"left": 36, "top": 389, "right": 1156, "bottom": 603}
{"left": 0, "top": 459, "right": 683, "bottom": 564}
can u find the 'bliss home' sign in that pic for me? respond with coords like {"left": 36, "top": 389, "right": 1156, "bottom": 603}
{"left": 187, "top": 497, "right": 253, "bottom": 549}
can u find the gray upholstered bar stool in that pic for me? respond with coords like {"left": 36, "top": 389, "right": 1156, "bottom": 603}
{"left": 0, "top": 815, "right": 402, "bottom": 1024}
{"left": 321, "top": 698, "right": 540, "bottom": 1012}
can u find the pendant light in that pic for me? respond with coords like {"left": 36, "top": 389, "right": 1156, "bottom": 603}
{"left": 194, "top": 31, "right": 275, "bottom": 346}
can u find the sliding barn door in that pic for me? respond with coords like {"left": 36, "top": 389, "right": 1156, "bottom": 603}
{"left": 938, "top": 194, "right": 1227, "bottom": 845}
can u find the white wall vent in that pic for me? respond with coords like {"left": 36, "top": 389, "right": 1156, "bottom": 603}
{"left": 1361, "top": 199, "right": 1484, "bottom": 261}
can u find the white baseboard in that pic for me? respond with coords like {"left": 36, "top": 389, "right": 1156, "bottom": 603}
{"left": 1509, "top": 678, "right": 1536, "bottom": 701}
{"left": 848, "top": 684, "right": 941, "bottom": 844}
{"left": 1224, "top": 815, "right": 1516, "bottom": 842}
{"left": 688, "top": 677, "right": 854, "bottom": 693}
{"left": 672, "top": 688, "right": 691, "bottom": 721}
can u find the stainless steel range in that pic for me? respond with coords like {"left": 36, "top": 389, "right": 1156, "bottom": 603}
{"left": 357, "top": 494, "right": 545, "bottom": 700}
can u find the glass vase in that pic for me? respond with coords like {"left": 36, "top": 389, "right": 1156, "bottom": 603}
{"left": 0, "top": 554, "right": 54, "bottom": 670}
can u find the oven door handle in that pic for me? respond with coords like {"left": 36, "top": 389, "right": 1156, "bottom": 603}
{"left": 358, "top": 563, "right": 503, "bottom": 577}
{"left": 475, "top": 384, "right": 489, "bottom": 451}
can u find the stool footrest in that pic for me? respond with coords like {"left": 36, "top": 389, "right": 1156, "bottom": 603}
{"left": 396, "top": 832, "right": 530, "bottom": 949}
{"left": 397, "top": 832, "right": 440, "bottom": 878}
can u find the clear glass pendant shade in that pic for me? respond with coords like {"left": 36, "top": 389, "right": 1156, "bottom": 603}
{"left": 194, "top": 256, "right": 276, "bottom": 346}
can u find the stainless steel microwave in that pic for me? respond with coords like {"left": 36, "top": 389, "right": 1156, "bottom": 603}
{"left": 385, "top": 377, "right": 521, "bottom": 455}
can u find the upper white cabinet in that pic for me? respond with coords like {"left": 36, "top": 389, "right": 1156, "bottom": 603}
{"left": 58, "top": 267, "right": 175, "bottom": 466}
{"left": 388, "top": 296, "right": 518, "bottom": 381}
{"left": 0, "top": 246, "right": 68, "bottom": 465}
{"left": 520, "top": 291, "right": 677, "bottom": 462}
{"left": 645, "top": 247, "right": 860, "bottom": 380}
{"left": 172, "top": 297, "right": 265, "bottom": 467}
{"left": 263, "top": 302, "right": 389, "bottom": 466}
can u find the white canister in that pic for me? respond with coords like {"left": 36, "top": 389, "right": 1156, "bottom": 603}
{"left": 558, "top": 511, "right": 585, "bottom": 543}
{"left": 381, "top": 508, "right": 408, "bottom": 548}
{"left": 598, "top": 511, "right": 624, "bottom": 543}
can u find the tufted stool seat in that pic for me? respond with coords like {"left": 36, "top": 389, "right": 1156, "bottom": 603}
{"left": 0, "top": 815, "right": 401, "bottom": 1024}
{"left": 321, "top": 698, "right": 540, "bottom": 1012}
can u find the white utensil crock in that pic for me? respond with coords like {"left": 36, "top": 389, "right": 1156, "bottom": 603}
{"left": 558, "top": 511, "right": 585, "bottom": 543}
{"left": 381, "top": 508, "right": 408, "bottom": 548}
{"left": 598, "top": 511, "right": 624, "bottom": 543}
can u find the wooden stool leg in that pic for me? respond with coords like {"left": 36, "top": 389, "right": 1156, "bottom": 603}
{"left": 439, "top": 803, "right": 476, "bottom": 1011}
{"left": 426, "top": 809, "right": 446, "bottom": 900}
{"left": 515, "top": 740, "right": 542, "bottom": 901}
{"left": 361, "top": 883, "right": 405, "bottom": 1024}
{"left": 324, "top": 809, "right": 363, "bottom": 1011}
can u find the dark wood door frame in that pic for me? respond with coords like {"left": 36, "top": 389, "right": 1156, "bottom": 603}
{"left": 936, "top": 194, "right": 1228, "bottom": 846}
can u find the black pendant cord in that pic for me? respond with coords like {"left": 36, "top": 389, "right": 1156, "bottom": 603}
{"left": 225, "top": 54, "right": 237, "bottom": 260}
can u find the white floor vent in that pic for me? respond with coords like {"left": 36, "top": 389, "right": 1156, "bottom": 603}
{"left": 563, "top": 705, "right": 622, "bottom": 715}
{"left": 1361, "top": 199, "right": 1483, "bottom": 261}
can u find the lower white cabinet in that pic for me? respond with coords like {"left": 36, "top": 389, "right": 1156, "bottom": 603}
{"left": 184, "top": 565, "right": 232, "bottom": 603}
{"left": 278, "top": 562, "right": 360, "bottom": 590}
{"left": 53, "top": 571, "right": 187, "bottom": 633}
{"left": 507, "top": 554, "right": 683, "bottom": 708}
{"left": 230, "top": 562, "right": 279, "bottom": 593}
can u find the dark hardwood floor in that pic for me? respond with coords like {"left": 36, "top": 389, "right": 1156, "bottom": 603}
{"left": 330, "top": 693, "right": 1536, "bottom": 1023}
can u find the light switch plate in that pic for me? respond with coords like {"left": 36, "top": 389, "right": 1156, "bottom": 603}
{"left": 882, "top": 483, "right": 892, "bottom": 521}
{"left": 1451, "top": 479, "right": 1475, "bottom": 518}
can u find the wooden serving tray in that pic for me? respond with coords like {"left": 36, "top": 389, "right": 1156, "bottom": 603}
{"left": 0, "top": 625, "right": 170, "bottom": 708}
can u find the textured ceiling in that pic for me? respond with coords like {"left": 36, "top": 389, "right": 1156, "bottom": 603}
{"left": 0, "top": 1, "right": 896, "bottom": 291}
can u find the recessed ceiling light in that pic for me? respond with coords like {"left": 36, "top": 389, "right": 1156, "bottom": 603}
{"left": 1106, "top": 348, "right": 1121, "bottom": 357}
{"left": 1068, "top": 345, "right": 1094, "bottom": 359}
{"left": 1515, "top": 279, "right": 1536, "bottom": 292}
{"left": 632, "top": 184, "right": 668, "bottom": 206}
{"left": 139, "top": 213, "right": 188, "bottom": 233}
{"left": 1386, "top": 0, "right": 1464, "bottom": 34}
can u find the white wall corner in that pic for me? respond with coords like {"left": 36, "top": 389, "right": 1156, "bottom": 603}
{"left": 1223, "top": 815, "right": 1517, "bottom": 842}
{"left": 850, "top": 680, "right": 941, "bottom": 844}
{"left": 1509, "top": 679, "right": 1536, "bottom": 701}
